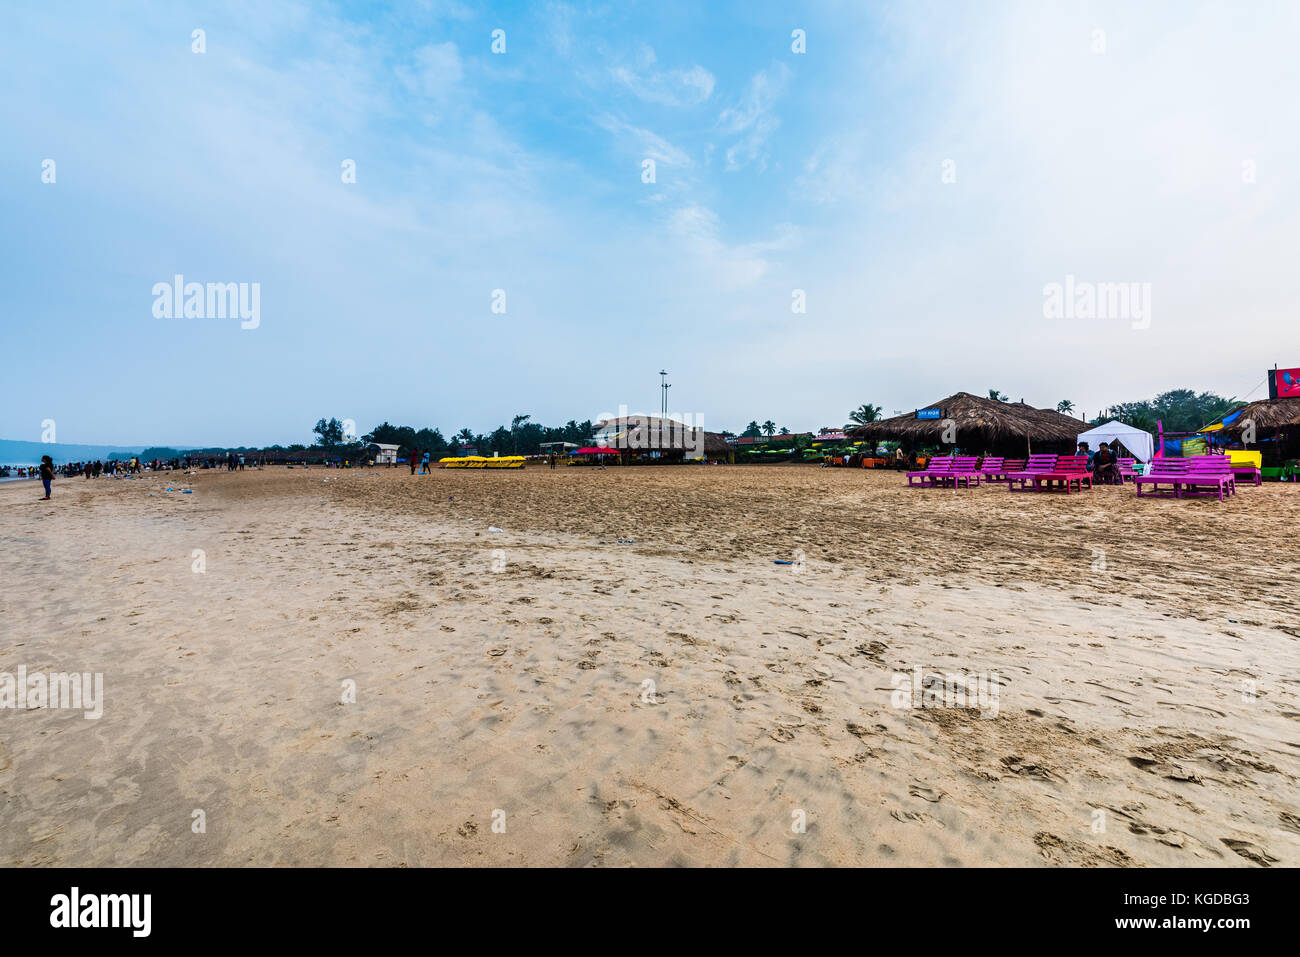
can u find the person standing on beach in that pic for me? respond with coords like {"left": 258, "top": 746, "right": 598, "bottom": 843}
{"left": 39, "top": 456, "right": 54, "bottom": 500}
{"left": 421, "top": 450, "right": 431, "bottom": 474}
{"left": 409, "top": 450, "right": 418, "bottom": 475}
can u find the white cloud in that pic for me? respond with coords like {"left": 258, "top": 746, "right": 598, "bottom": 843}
{"left": 718, "top": 63, "right": 790, "bottom": 169}
{"left": 666, "top": 205, "right": 798, "bottom": 292}
{"left": 593, "top": 114, "right": 693, "bottom": 167}
{"left": 611, "top": 60, "right": 715, "bottom": 106}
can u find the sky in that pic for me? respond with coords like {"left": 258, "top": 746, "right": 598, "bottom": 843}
{"left": 2, "top": 0, "right": 1298, "bottom": 447}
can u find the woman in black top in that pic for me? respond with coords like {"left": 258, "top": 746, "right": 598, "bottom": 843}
{"left": 39, "top": 455, "right": 54, "bottom": 499}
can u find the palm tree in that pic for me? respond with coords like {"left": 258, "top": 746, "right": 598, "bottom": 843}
{"left": 760, "top": 420, "right": 777, "bottom": 437}
{"left": 778, "top": 426, "right": 790, "bottom": 435}
{"left": 1056, "top": 399, "right": 1075, "bottom": 414}
{"left": 847, "top": 404, "right": 882, "bottom": 429}
{"left": 456, "top": 428, "right": 474, "bottom": 447}
{"left": 988, "top": 390, "right": 1007, "bottom": 402}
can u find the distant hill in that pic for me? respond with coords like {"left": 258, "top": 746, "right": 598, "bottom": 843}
{"left": 0, "top": 438, "right": 147, "bottom": 466}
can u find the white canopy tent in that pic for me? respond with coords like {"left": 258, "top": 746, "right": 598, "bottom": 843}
{"left": 1077, "top": 420, "right": 1154, "bottom": 463}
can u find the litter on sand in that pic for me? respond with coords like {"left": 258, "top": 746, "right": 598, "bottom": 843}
{"left": 773, "top": 560, "right": 794, "bottom": 565}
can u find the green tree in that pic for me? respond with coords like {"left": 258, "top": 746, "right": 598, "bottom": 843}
{"left": 313, "top": 417, "right": 344, "bottom": 446}
{"left": 1100, "top": 390, "right": 1243, "bottom": 432}
{"left": 510, "top": 414, "right": 531, "bottom": 453}
{"left": 987, "top": 390, "right": 1007, "bottom": 402}
{"left": 761, "top": 420, "right": 776, "bottom": 437}
{"left": 414, "top": 428, "right": 447, "bottom": 459}
{"left": 1056, "top": 400, "right": 1075, "bottom": 414}
{"left": 742, "top": 420, "right": 762, "bottom": 438}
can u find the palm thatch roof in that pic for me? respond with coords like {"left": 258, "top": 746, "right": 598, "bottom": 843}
{"left": 1214, "top": 397, "right": 1300, "bottom": 432}
{"left": 702, "top": 431, "right": 732, "bottom": 455}
{"left": 847, "top": 392, "right": 1083, "bottom": 444}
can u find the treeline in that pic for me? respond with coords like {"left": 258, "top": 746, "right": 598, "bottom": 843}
{"left": 360, "top": 415, "right": 596, "bottom": 458}
{"left": 1097, "top": 390, "right": 1241, "bottom": 433}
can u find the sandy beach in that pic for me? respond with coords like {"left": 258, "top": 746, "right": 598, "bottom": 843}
{"left": 1, "top": 465, "right": 1297, "bottom": 867}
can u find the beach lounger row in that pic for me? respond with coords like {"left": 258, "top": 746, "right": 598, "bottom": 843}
{"left": 904, "top": 453, "right": 1240, "bottom": 500}
{"left": 1006, "top": 454, "right": 1091, "bottom": 493}
{"left": 906, "top": 456, "right": 1028, "bottom": 487}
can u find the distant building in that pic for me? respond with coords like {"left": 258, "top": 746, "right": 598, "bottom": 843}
{"left": 590, "top": 415, "right": 732, "bottom": 462}
{"left": 366, "top": 442, "right": 400, "bottom": 465}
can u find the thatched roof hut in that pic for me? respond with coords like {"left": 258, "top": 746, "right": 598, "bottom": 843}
{"left": 702, "top": 431, "right": 732, "bottom": 457}
{"left": 1213, "top": 397, "right": 1300, "bottom": 432}
{"left": 847, "top": 392, "right": 1083, "bottom": 453}
{"left": 1208, "top": 397, "right": 1300, "bottom": 465}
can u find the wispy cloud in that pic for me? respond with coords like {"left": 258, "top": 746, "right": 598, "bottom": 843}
{"left": 666, "top": 205, "right": 798, "bottom": 291}
{"left": 718, "top": 63, "right": 791, "bottom": 169}
{"left": 593, "top": 113, "right": 693, "bottom": 167}
{"left": 609, "top": 45, "right": 715, "bottom": 106}
{"left": 2, "top": 0, "right": 1297, "bottom": 441}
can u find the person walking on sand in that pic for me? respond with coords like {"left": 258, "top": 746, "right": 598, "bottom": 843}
{"left": 409, "top": 450, "right": 419, "bottom": 475}
{"left": 421, "top": 450, "right": 431, "bottom": 474}
{"left": 39, "top": 455, "right": 54, "bottom": 500}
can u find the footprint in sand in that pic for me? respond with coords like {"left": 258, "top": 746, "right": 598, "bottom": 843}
{"left": 1221, "top": 838, "right": 1277, "bottom": 867}
{"left": 909, "top": 783, "right": 946, "bottom": 803}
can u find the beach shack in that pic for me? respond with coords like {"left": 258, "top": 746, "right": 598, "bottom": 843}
{"left": 366, "top": 442, "right": 400, "bottom": 465}
{"left": 847, "top": 391, "right": 1083, "bottom": 458}
{"left": 1203, "top": 396, "right": 1300, "bottom": 480}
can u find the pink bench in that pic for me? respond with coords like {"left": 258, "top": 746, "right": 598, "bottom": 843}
{"left": 1032, "top": 454, "right": 1093, "bottom": 494}
{"left": 907, "top": 456, "right": 952, "bottom": 487}
{"left": 1005, "top": 454, "right": 1060, "bottom": 491}
{"left": 939, "top": 456, "right": 983, "bottom": 489}
{"left": 1230, "top": 463, "right": 1262, "bottom": 487}
{"left": 1135, "top": 458, "right": 1189, "bottom": 498}
{"left": 982, "top": 458, "right": 1025, "bottom": 482}
{"left": 1135, "top": 457, "right": 1234, "bottom": 501}
{"left": 1181, "top": 455, "right": 1236, "bottom": 501}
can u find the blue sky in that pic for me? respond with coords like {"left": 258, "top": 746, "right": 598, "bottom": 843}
{"left": 2, "top": 0, "right": 1298, "bottom": 446}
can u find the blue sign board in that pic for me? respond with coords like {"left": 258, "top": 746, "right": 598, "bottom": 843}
{"left": 916, "top": 408, "right": 942, "bottom": 420}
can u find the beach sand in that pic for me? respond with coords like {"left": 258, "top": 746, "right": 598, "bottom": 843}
{"left": 1, "top": 464, "right": 1297, "bottom": 866}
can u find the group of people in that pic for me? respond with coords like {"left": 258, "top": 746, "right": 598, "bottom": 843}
{"left": 408, "top": 450, "right": 433, "bottom": 474}
{"left": 2, "top": 458, "right": 143, "bottom": 481}
{"left": 1076, "top": 441, "right": 1126, "bottom": 484}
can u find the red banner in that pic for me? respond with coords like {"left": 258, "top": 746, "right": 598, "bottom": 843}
{"left": 1275, "top": 368, "right": 1300, "bottom": 398}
